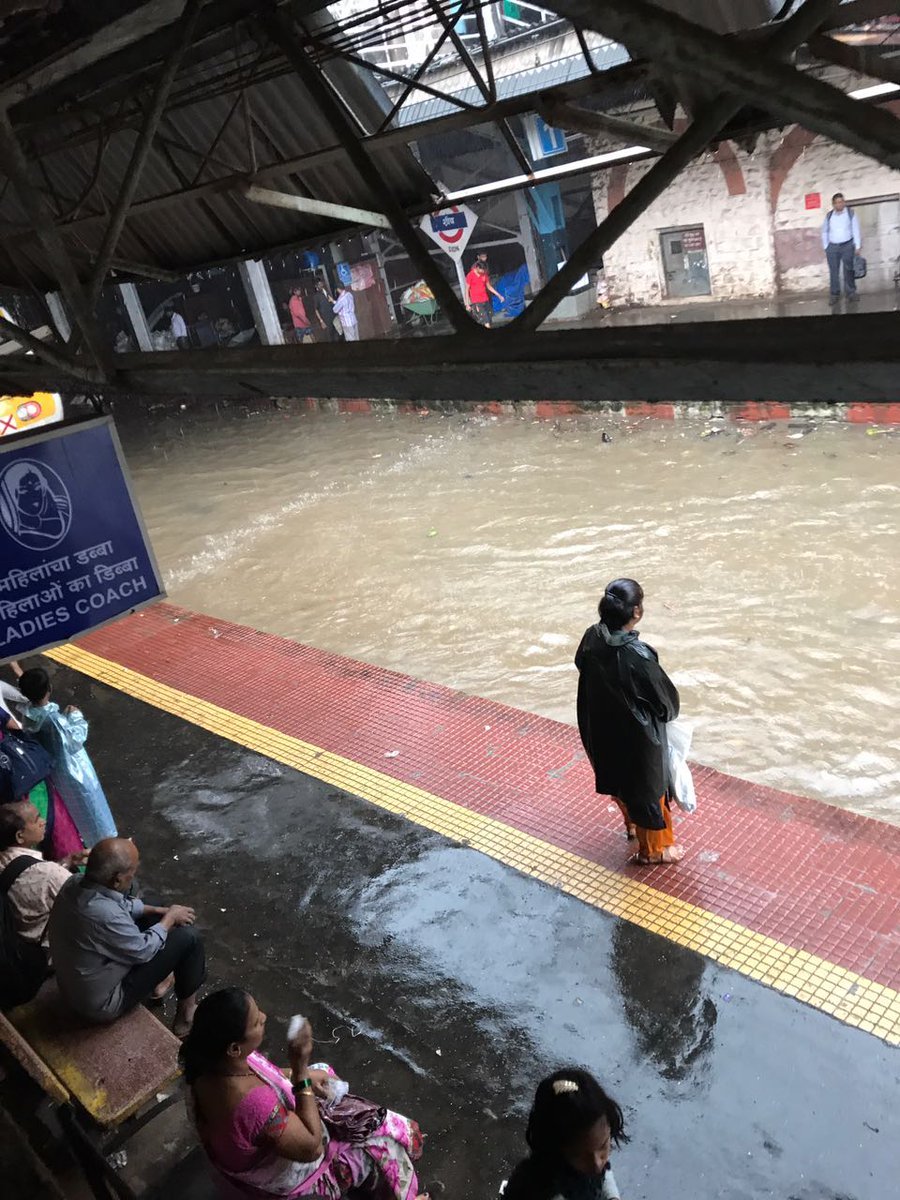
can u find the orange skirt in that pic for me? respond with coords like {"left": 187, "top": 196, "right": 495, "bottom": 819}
{"left": 615, "top": 795, "right": 674, "bottom": 858}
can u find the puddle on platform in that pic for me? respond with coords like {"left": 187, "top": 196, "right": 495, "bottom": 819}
{"left": 118, "top": 408, "right": 900, "bottom": 825}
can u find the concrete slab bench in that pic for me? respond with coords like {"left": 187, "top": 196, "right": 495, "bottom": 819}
{"left": 0, "top": 979, "right": 183, "bottom": 1200}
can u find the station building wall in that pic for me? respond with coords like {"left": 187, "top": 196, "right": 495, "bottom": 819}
{"left": 591, "top": 107, "right": 900, "bottom": 307}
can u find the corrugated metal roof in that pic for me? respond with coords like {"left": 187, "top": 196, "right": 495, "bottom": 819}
{"left": 0, "top": 12, "right": 436, "bottom": 289}
{"left": 396, "top": 41, "right": 630, "bottom": 126}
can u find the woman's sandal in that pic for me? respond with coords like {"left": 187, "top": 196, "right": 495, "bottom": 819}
{"left": 629, "top": 845, "right": 685, "bottom": 866}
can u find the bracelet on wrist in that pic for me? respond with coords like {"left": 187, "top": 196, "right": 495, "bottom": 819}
{"left": 293, "top": 1077, "right": 313, "bottom": 1093}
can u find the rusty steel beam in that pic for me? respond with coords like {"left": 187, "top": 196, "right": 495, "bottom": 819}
{"left": 259, "top": 5, "right": 480, "bottom": 337}
{"left": 4, "top": 312, "right": 900, "bottom": 405}
{"left": 0, "top": 0, "right": 190, "bottom": 107}
{"left": 809, "top": 33, "right": 900, "bottom": 86}
{"left": 0, "top": 313, "right": 104, "bottom": 385}
{"left": 550, "top": 0, "right": 900, "bottom": 168}
{"left": 507, "top": 0, "right": 846, "bottom": 335}
{"left": 538, "top": 97, "right": 679, "bottom": 152}
{"left": 241, "top": 183, "right": 391, "bottom": 229}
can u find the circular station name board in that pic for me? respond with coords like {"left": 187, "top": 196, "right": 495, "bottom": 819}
{"left": 419, "top": 204, "right": 477, "bottom": 258}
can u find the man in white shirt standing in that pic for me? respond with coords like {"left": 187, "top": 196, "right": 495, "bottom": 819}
{"left": 821, "top": 192, "right": 861, "bottom": 306}
{"left": 170, "top": 308, "right": 190, "bottom": 348}
{"left": 332, "top": 285, "right": 359, "bottom": 341}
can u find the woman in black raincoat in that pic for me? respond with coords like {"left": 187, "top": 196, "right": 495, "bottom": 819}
{"left": 575, "top": 578, "right": 684, "bottom": 865}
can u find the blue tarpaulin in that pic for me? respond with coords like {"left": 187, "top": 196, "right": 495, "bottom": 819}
{"left": 491, "top": 264, "right": 530, "bottom": 318}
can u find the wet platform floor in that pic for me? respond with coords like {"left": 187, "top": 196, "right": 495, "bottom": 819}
{"left": 9, "top": 654, "right": 898, "bottom": 1200}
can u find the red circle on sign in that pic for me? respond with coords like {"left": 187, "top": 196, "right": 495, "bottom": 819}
{"left": 438, "top": 205, "right": 464, "bottom": 244}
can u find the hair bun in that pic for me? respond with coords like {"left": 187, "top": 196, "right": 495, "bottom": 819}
{"left": 552, "top": 1079, "right": 579, "bottom": 1095}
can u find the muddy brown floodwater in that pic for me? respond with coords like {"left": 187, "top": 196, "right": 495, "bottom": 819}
{"left": 122, "top": 407, "right": 900, "bottom": 825}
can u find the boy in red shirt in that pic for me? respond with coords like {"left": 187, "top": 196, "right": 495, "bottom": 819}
{"left": 465, "top": 261, "right": 504, "bottom": 328}
{"left": 289, "top": 288, "right": 313, "bottom": 342}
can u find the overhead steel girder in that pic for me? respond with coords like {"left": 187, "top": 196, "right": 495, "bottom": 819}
{"left": 2, "top": 313, "right": 899, "bottom": 405}
{"left": 0, "top": 315, "right": 104, "bottom": 385}
{"left": 85, "top": 0, "right": 203, "bottom": 309}
{"left": 506, "top": 0, "right": 843, "bottom": 335}
{"left": 537, "top": 97, "right": 679, "bottom": 152}
{"left": 258, "top": 4, "right": 480, "bottom": 338}
{"left": 809, "top": 33, "right": 900, "bottom": 87}
{"left": 550, "top": 0, "right": 900, "bottom": 170}
{"left": 0, "top": 113, "right": 110, "bottom": 376}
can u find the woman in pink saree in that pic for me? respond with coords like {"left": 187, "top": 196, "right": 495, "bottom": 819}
{"left": 181, "top": 988, "right": 425, "bottom": 1200}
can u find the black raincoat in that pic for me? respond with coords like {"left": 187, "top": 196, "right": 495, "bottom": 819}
{"left": 575, "top": 622, "right": 679, "bottom": 830}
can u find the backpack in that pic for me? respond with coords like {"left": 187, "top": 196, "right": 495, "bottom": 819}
{"left": 0, "top": 855, "right": 51, "bottom": 1010}
{"left": 0, "top": 728, "right": 54, "bottom": 805}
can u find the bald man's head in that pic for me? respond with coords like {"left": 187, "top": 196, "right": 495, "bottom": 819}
{"left": 86, "top": 838, "right": 139, "bottom": 891}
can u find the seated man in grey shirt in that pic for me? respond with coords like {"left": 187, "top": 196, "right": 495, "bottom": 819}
{"left": 47, "top": 838, "right": 205, "bottom": 1037}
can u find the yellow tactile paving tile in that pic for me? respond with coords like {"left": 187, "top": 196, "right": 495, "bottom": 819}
{"left": 49, "top": 642, "right": 900, "bottom": 1047}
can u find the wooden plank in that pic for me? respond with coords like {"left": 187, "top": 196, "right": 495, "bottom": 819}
{"left": 0, "top": 1009, "right": 69, "bottom": 1107}
{"left": 8, "top": 982, "right": 181, "bottom": 1129}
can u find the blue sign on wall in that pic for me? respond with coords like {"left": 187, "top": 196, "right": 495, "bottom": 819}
{"left": 430, "top": 210, "right": 467, "bottom": 232}
{"left": 0, "top": 417, "right": 164, "bottom": 663}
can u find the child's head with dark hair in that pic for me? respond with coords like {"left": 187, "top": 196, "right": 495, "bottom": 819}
{"left": 598, "top": 579, "right": 644, "bottom": 632}
{"left": 18, "top": 667, "right": 51, "bottom": 706}
{"left": 526, "top": 1068, "right": 627, "bottom": 1177}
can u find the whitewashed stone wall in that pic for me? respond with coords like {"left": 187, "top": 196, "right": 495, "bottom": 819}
{"left": 591, "top": 117, "right": 900, "bottom": 306}
{"left": 592, "top": 144, "right": 778, "bottom": 305}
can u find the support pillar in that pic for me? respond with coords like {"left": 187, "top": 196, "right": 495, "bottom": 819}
{"left": 118, "top": 283, "right": 154, "bottom": 352}
{"left": 44, "top": 292, "right": 72, "bottom": 342}
{"left": 238, "top": 259, "right": 284, "bottom": 346}
{"left": 368, "top": 232, "right": 396, "bottom": 327}
{"left": 514, "top": 190, "right": 544, "bottom": 293}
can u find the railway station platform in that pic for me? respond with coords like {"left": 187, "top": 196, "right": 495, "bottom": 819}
{"left": 6, "top": 600, "right": 899, "bottom": 1198}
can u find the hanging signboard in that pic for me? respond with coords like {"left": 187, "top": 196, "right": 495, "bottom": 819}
{"left": 0, "top": 416, "right": 165, "bottom": 664}
{"left": 419, "top": 204, "right": 478, "bottom": 258}
{"left": 1, "top": 391, "right": 64, "bottom": 439}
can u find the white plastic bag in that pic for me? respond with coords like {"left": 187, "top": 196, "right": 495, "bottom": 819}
{"left": 667, "top": 720, "right": 697, "bottom": 814}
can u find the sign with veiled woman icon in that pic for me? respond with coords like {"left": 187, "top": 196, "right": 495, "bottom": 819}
{"left": 0, "top": 416, "right": 164, "bottom": 664}
{"left": 0, "top": 459, "right": 72, "bottom": 550}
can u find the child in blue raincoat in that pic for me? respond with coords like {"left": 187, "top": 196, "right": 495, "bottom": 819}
{"left": 11, "top": 665, "right": 117, "bottom": 848}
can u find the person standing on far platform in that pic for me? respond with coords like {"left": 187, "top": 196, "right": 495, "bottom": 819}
{"left": 332, "top": 284, "right": 359, "bottom": 341}
{"left": 465, "top": 260, "right": 504, "bottom": 328}
{"left": 822, "top": 192, "right": 861, "bottom": 306}
{"left": 313, "top": 280, "right": 336, "bottom": 341}
{"left": 575, "top": 579, "right": 684, "bottom": 865}
{"left": 170, "top": 307, "right": 190, "bottom": 349}
{"left": 289, "top": 288, "right": 314, "bottom": 343}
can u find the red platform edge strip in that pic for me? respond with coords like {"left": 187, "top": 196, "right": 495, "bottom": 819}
{"left": 73, "top": 603, "right": 900, "bottom": 989}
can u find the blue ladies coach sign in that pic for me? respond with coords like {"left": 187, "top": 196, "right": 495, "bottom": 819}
{"left": 0, "top": 416, "right": 164, "bottom": 662}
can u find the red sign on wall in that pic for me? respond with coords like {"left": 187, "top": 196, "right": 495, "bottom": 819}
{"left": 680, "top": 227, "right": 706, "bottom": 251}
{"left": 805, "top": 192, "right": 822, "bottom": 209}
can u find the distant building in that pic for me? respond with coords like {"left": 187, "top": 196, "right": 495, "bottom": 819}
{"left": 329, "top": 0, "right": 560, "bottom": 72}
